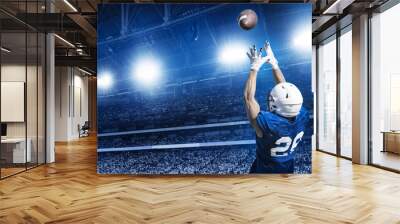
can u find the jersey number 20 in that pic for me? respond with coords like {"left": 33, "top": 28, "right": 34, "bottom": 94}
{"left": 270, "top": 131, "right": 304, "bottom": 157}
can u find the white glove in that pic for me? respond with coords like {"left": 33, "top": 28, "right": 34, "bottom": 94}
{"left": 264, "top": 41, "right": 279, "bottom": 70}
{"left": 247, "top": 45, "right": 268, "bottom": 71}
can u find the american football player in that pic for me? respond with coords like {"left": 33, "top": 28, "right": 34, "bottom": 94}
{"left": 244, "top": 41, "right": 309, "bottom": 173}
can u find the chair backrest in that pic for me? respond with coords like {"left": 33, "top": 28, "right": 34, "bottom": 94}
{"left": 82, "top": 121, "right": 90, "bottom": 129}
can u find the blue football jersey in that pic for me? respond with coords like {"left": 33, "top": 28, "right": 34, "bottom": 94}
{"left": 252, "top": 107, "right": 309, "bottom": 173}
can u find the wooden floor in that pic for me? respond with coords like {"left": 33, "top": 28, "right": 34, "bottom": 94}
{"left": 1, "top": 167, "right": 26, "bottom": 178}
{"left": 1, "top": 136, "right": 400, "bottom": 224}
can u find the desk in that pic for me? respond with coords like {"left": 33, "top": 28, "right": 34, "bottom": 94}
{"left": 1, "top": 138, "right": 31, "bottom": 163}
{"left": 382, "top": 131, "right": 400, "bottom": 154}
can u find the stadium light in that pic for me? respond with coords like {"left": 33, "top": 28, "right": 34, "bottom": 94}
{"left": 292, "top": 30, "right": 310, "bottom": 51}
{"left": 134, "top": 57, "right": 162, "bottom": 87}
{"left": 218, "top": 43, "right": 248, "bottom": 65}
{"left": 98, "top": 72, "right": 113, "bottom": 89}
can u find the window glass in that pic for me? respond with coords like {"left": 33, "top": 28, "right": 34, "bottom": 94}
{"left": 340, "top": 29, "right": 352, "bottom": 158}
{"left": 317, "top": 37, "right": 337, "bottom": 154}
{"left": 371, "top": 3, "right": 400, "bottom": 171}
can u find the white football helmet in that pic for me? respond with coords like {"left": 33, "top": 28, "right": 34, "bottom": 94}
{"left": 268, "top": 82, "right": 303, "bottom": 117}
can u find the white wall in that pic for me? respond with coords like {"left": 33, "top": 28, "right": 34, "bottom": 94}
{"left": 1, "top": 65, "right": 42, "bottom": 138}
{"left": 72, "top": 74, "right": 89, "bottom": 137}
{"left": 55, "top": 67, "right": 89, "bottom": 141}
{"left": 55, "top": 67, "right": 69, "bottom": 141}
{"left": 1, "top": 65, "right": 26, "bottom": 138}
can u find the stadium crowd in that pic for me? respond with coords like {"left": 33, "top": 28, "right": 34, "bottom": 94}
{"left": 98, "top": 137, "right": 311, "bottom": 174}
{"left": 98, "top": 145, "right": 256, "bottom": 174}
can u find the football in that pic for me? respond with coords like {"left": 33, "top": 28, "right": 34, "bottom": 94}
{"left": 238, "top": 9, "right": 258, "bottom": 30}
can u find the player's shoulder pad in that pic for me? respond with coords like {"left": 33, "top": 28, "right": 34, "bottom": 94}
{"left": 256, "top": 110, "right": 272, "bottom": 133}
{"left": 297, "top": 107, "right": 309, "bottom": 123}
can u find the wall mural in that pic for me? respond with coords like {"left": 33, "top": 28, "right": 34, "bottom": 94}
{"left": 97, "top": 3, "right": 313, "bottom": 174}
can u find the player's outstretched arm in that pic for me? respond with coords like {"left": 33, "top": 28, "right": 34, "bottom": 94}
{"left": 244, "top": 45, "right": 265, "bottom": 138}
{"left": 265, "top": 42, "right": 286, "bottom": 84}
{"left": 244, "top": 70, "right": 263, "bottom": 138}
